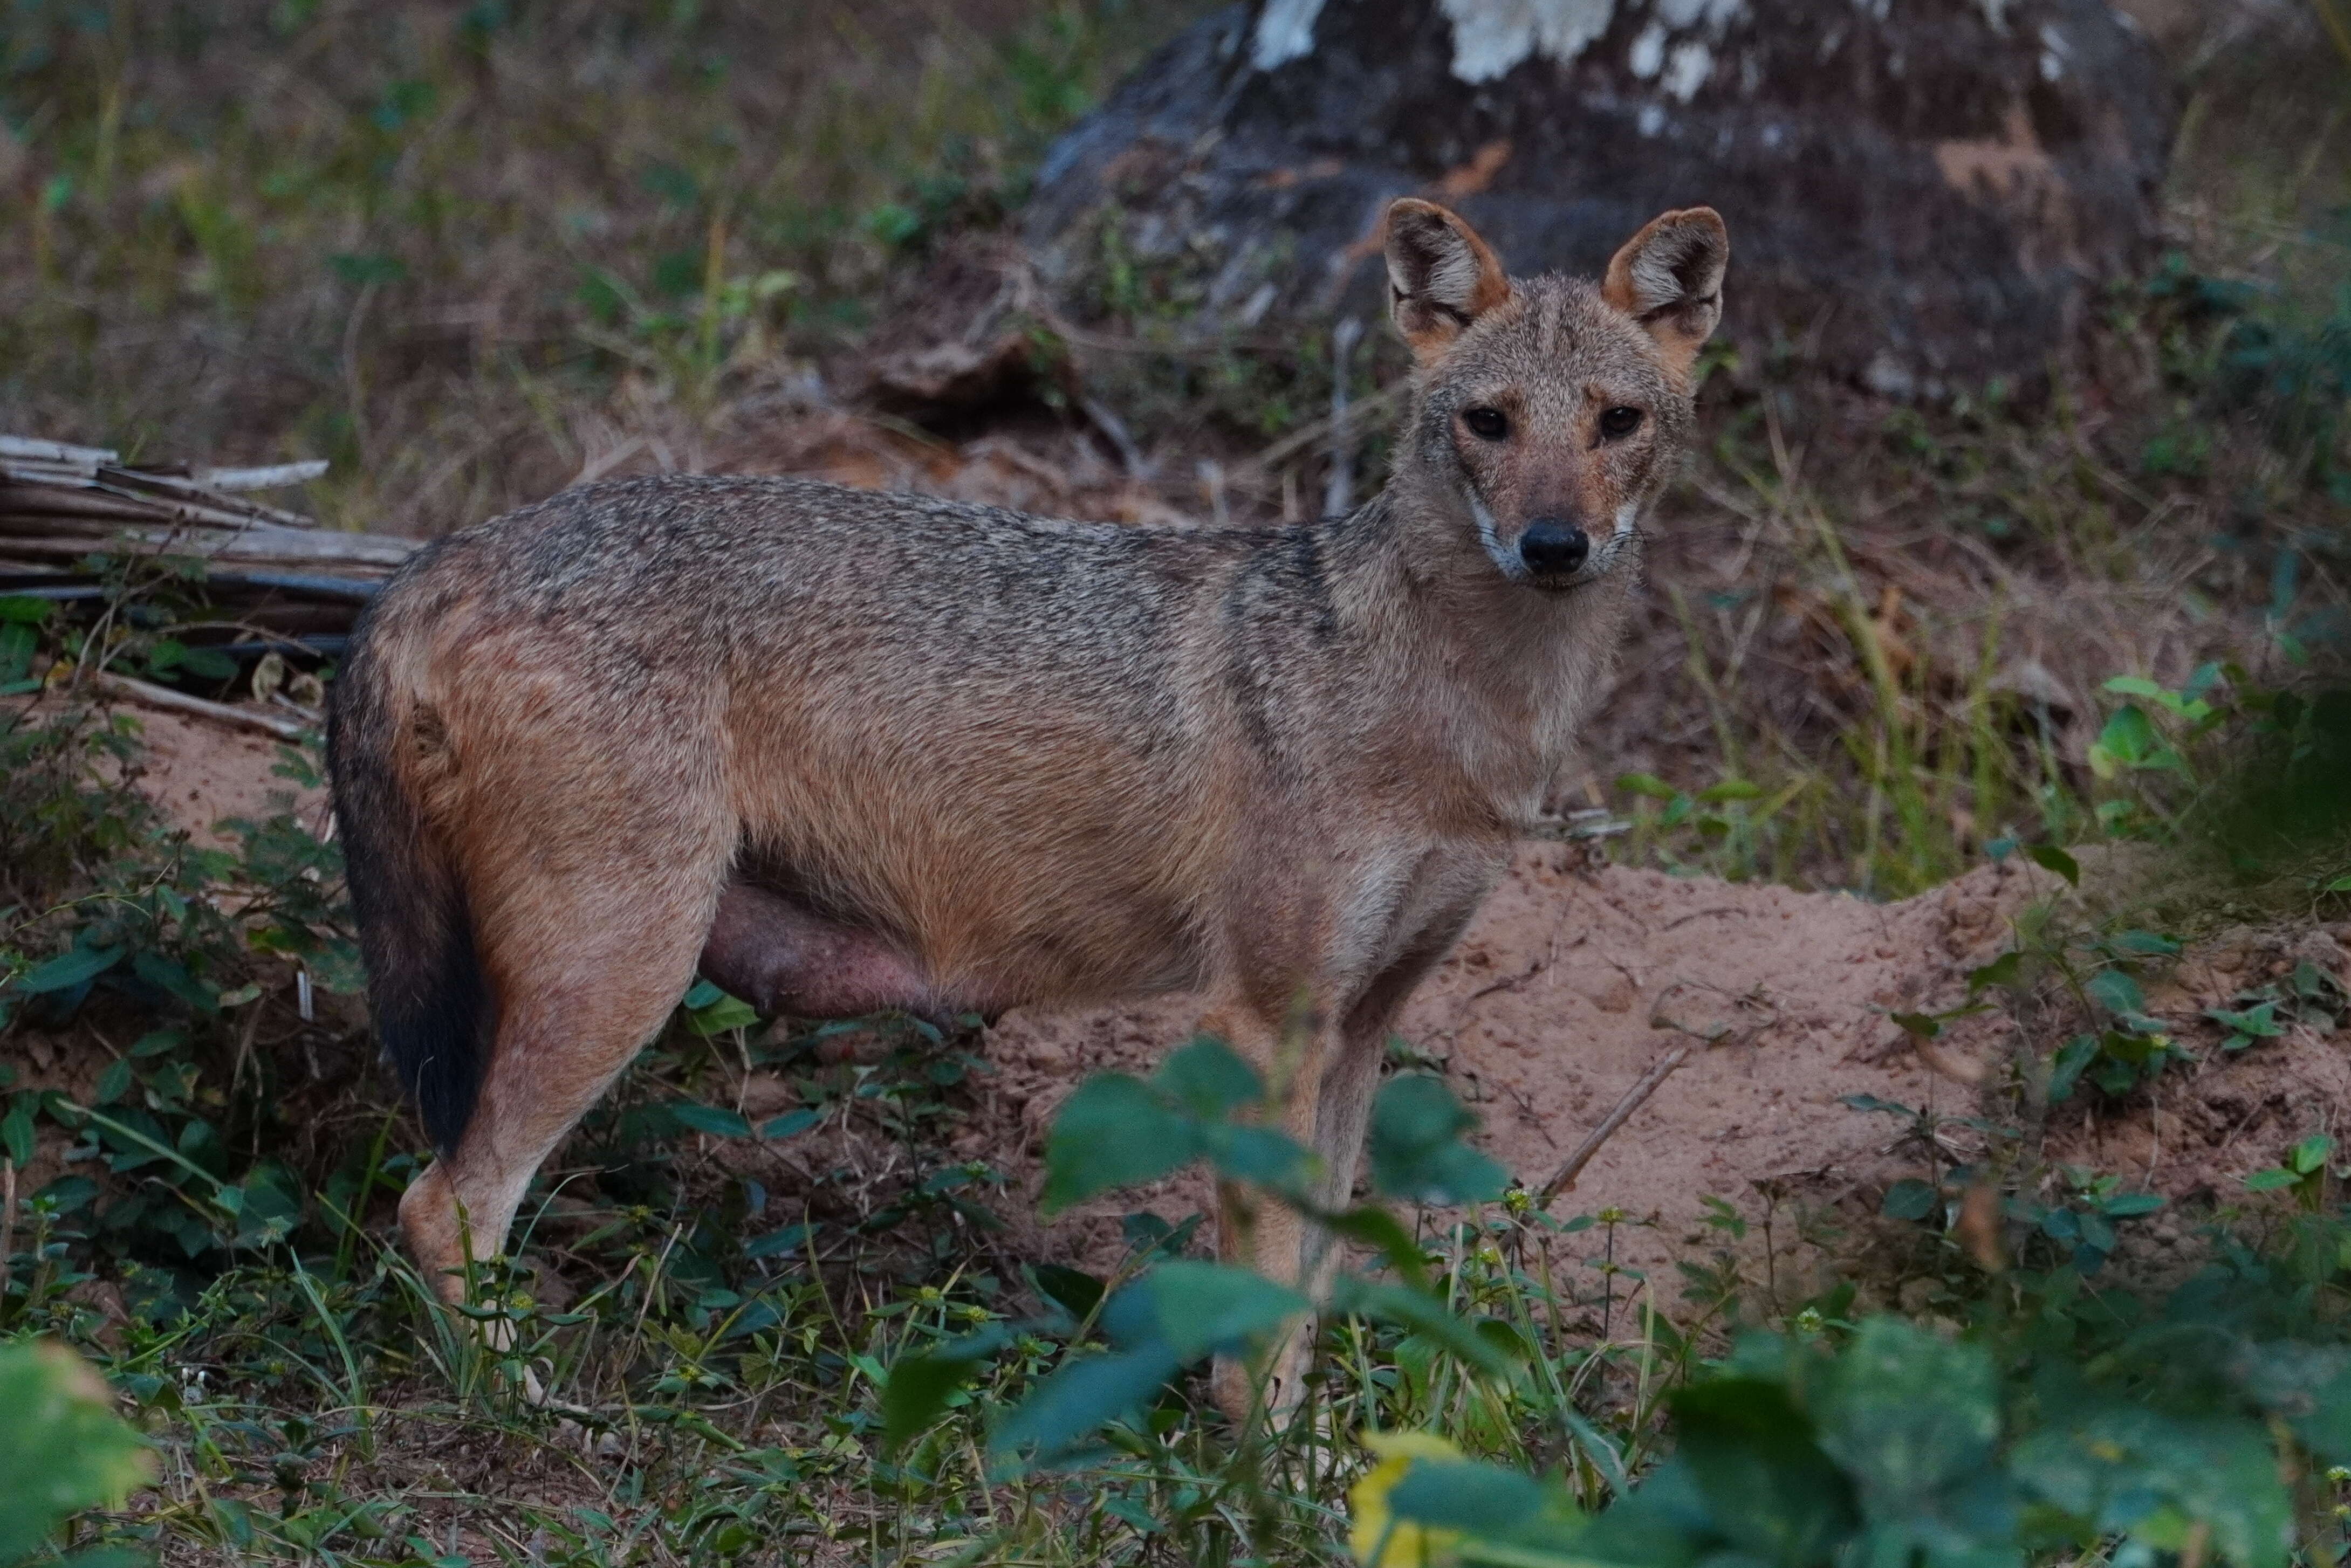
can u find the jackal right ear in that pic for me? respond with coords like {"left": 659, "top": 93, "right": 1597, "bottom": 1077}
{"left": 1384, "top": 198, "right": 1512, "bottom": 366}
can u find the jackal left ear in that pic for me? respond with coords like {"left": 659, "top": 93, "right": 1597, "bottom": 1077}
{"left": 1603, "top": 208, "right": 1729, "bottom": 384}
{"left": 1384, "top": 198, "right": 1512, "bottom": 366}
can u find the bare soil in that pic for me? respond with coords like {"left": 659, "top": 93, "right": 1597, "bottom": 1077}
{"left": 978, "top": 851, "right": 2348, "bottom": 1292}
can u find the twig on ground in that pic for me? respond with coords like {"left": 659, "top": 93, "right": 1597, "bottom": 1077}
{"left": 90, "top": 671, "right": 312, "bottom": 740}
{"left": 1079, "top": 395, "right": 1151, "bottom": 480}
{"left": 1519, "top": 808, "right": 1632, "bottom": 842}
{"left": 0, "top": 1158, "right": 15, "bottom": 1309}
{"left": 1538, "top": 1043, "right": 1696, "bottom": 1205}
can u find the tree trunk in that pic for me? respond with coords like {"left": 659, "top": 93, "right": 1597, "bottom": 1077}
{"left": 1025, "top": 0, "right": 2176, "bottom": 396}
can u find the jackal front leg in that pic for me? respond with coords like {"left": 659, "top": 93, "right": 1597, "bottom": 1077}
{"left": 1197, "top": 986, "right": 1338, "bottom": 1423}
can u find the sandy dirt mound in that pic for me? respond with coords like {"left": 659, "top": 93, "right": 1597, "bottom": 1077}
{"left": 971, "top": 853, "right": 2348, "bottom": 1288}
{"left": 124, "top": 707, "right": 324, "bottom": 845}
{"left": 967, "top": 850, "right": 2050, "bottom": 1282}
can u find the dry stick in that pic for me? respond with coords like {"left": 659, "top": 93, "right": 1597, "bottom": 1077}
{"left": 1537, "top": 1043, "right": 1695, "bottom": 1206}
{"left": 197, "top": 460, "right": 330, "bottom": 492}
{"left": 91, "top": 671, "right": 311, "bottom": 740}
{"left": 0, "top": 435, "right": 118, "bottom": 465}
{"left": 1324, "top": 316, "right": 1364, "bottom": 518}
{"left": 1, "top": 1158, "right": 15, "bottom": 1311}
{"left": 2, "top": 531, "right": 410, "bottom": 572}
{"left": 1245, "top": 381, "right": 1410, "bottom": 477}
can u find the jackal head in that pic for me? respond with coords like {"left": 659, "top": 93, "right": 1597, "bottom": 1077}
{"left": 1383, "top": 197, "right": 1728, "bottom": 592}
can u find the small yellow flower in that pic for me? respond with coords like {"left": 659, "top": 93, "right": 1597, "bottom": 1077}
{"left": 1349, "top": 1429, "right": 1464, "bottom": 1567}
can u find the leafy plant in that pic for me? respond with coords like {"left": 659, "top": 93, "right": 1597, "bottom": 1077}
{"left": 0, "top": 1339, "right": 152, "bottom": 1568}
{"left": 882, "top": 1037, "right": 1519, "bottom": 1466}
{"left": 2243, "top": 1133, "right": 2338, "bottom": 1208}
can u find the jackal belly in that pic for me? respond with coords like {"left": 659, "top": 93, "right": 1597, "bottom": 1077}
{"left": 697, "top": 878, "right": 952, "bottom": 1023}
{"left": 698, "top": 859, "right": 1204, "bottom": 1024}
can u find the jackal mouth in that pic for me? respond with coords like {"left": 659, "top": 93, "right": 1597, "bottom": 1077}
{"left": 1526, "top": 516, "right": 1640, "bottom": 593}
{"left": 1468, "top": 493, "right": 1642, "bottom": 590}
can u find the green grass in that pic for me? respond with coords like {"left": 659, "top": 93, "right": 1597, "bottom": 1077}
{"left": 0, "top": 1, "right": 1191, "bottom": 533}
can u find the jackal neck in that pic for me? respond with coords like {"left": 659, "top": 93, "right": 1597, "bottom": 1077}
{"left": 1314, "top": 487, "right": 1635, "bottom": 826}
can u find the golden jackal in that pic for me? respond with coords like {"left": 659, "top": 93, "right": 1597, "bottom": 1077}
{"left": 329, "top": 197, "right": 1726, "bottom": 1401}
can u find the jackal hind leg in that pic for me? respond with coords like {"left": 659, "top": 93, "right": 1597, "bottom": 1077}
{"left": 398, "top": 836, "right": 731, "bottom": 1332}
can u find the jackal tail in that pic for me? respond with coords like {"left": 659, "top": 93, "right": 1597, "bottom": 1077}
{"left": 326, "top": 616, "right": 490, "bottom": 1155}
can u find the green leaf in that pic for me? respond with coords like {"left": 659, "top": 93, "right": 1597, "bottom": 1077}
{"left": 1108, "top": 1261, "right": 1306, "bottom": 1361}
{"left": 2013, "top": 1407, "right": 2290, "bottom": 1568}
{"left": 758, "top": 1108, "right": 818, "bottom": 1140}
{"left": 132, "top": 951, "right": 220, "bottom": 1014}
{"left": 1368, "top": 1074, "right": 1507, "bottom": 1205}
{"left": 742, "top": 1221, "right": 815, "bottom": 1260}
{"left": 230, "top": 1162, "right": 303, "bottom": 1249}
{"left": 0, "top": 594, "right": 54, "bottom": 624}
{"left": 1616, "top": 772, "right": 1680, "bottom": 800}
{"left": 2289, "top": 1133, "right": 2334, "bottom": 1174}
{"left": 990, "top": 1344, "right": 1183, "bottom": 1464}
{"left": 2109, "top": 930, "right": 2183, "bottom": 957}
{"left": 1388, "top": 1457, "right": 1551, "bottom": 1534}
{"left": 2205, "top": 1001, "right": 2283, "bottom": 1041}
{"left": 2242, "top": 1167, "right": 2300, "bottom": 1192}
{"left": 1812, "top": 1319, "right": 2007, "bottom": 1551}
{"left": 92, "top": 1059, "right": 132, "bottom": 1107}
{"left": 1881, "top": 1179, "right": 1941, "bottom": 1221}
{"left": 1322, "top": 1205, "right": 1434, "bottom": 1292}
{"left": 2090, "top": 705, "right": 2173, "bottom": 778}
{"left": 2025, "top": 845, "right": 2079, "bottom": 886}
{"left": 2085, "top": 969, "right": 2146, "bottom": 1016}
{"left": 1331, "top": 1277, "right": 1518, "bottom": 1378}
{"left": 0, "top": 1341, "right": 155, "bottom": 1561}
{"left": 1201, "top": 1123, "right": 1313, "bottom": 1192}
{"left": 180, "top": 647, "right": 238, "bottom": 681}
{"left": 15, "top": 945, "right": 124, "bottom": 995}
{"left": 687, "top": 992, "right": 760, "bottom": 1036}
{"left": 1669, "top": 1377, "right": 1860, "bottom": 1568}
{"left": 1040, "top": 1075, "right": 1199, "bottom": 1214}
{"left": 2291, "top": 1364, "right": 2351, "bottom": 1464}
{"left": 1031, "top": 1263, "right": 1105, "bottom": 1321}
{"left": 668, "top": 1103, "right": 753, "bottom": 1138}
{"left": 1, "top": 1097, "right": 32, "bottom": 1166}
{"left": 2046, "top": 1036, "right": 2100, "bottom": 1104}
{"left": 881, "top": 1327, "right": 1007, "bottom": 1453}
{"left": 2098, "top": 1193, "right": 2165, "bottom": 1218}
{"left": 1149, "top": 1036, "right": 1263, "bottom": 1120}
{"left": 1966, "top": 952, "right": 2023, "bottom": 993}
{"left": 1890, "top": 1012, "right": 1943, "bottom": 1041}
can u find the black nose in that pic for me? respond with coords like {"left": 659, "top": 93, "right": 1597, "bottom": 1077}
{"left": 1519, "top": 518, "right": 1590, "bottom": 576}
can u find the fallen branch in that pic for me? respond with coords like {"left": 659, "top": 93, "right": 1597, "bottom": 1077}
{"left": 90, "top": 671, "right": 312, "bottom": 741}
{"left": 1537, "top": 1043, "right": 1695, "bottom": 1205}
{"left": 3, "top": 528, "right": 412, "bottom": 571}
{"left": 1519, "top": 808, "right": 1632, "bottom": 843}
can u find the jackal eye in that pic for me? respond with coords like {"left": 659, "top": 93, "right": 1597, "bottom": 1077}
{"left": 1599, "top": 405, "right": 1643, "bottom": 439}
{"left": 1462, "top": 407, "right": 1510, "bottom": 441}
